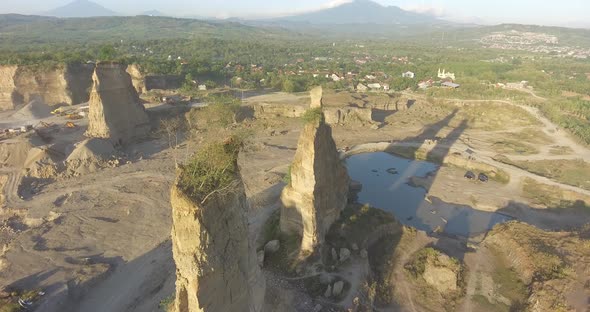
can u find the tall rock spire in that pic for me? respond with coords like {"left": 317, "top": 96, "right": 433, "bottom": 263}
{"left": 86, "top": 62, "right": 150, "bottom": 146}
{"left": 280, "top": 111, "right": 350, "bottom": 254}
{"left": 170, "top": 143, "right": 265, "bottom": 312}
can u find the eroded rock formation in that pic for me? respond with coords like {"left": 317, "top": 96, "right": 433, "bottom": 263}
{"left": 86, "top": 63, "right": 150, "bottom": 145}
{"left": 310, "top": 86, "right": 323, "bottom": 108}
{"left": 0, "top": 64, "right": 94, "bottom": 111}
{"left": 126, "top": 64, "right": 146, "bottom": 94}
{"left": 171, "top": 167, "right": 265, "bottom": 312}
{"left": 280, "top": 115, "right": 350, "bottom": 253}
{"left": 323, "top": 107, "right": 373, "bottom": 125}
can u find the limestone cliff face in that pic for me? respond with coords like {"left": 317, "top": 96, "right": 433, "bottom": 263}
{"left": 0, "top": 65, "right": 18, "bottom": 111}
{"left": 85, "top": 63, "right": 150, "bottom": 145}
{"left": 280, "top": 118, "right": 350, "bottom": 253}
{"left": 323, "top": 107, "right": 373, "bottom": 125}
{"left": 0, "top": 64, "right": 94, "bottom": 111}
{"left": 171, "top": 170, "right": 265, "bottom": 312}
{"left": 126, "top": 64, "right": 146, "bottom": 94}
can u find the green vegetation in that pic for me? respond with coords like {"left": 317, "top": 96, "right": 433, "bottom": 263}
{"left": 471, "top": 294, "right": 511, "bottom": 312}
{"left": 282, "top": 165, "right": 292, "bottom": 185}
{"left": 549, "top": 146, "right": 573, "bottom": 155}
{"left": 405, "top": 247, "right": 442, "bottom": 278}
{"left": 185, "top": 94, "right": 241, "bottom": 129}
{"left": 491, "top": 140, "right": 539, "bottom": 155}
{"left": 301, "top": 108, "right": 324, "bottom": 124}
{"left": 487, "top": 247, "right": 529, "bottom": 311}
{"left": 159, "top": 295, "right": 175, "bottom": 312}
{"left": 178, "top": 138, "right": 242, "bottom": 203}
{"left": 521, "top": 178, "right": 589, "bottom": 209}
{"left": 506, "top": 128, "right": 554, "bottom": 145}
{"left": 496, "top": 157, "right": 590, "bottom": 191}
{"left": 0, "top": 289, "right": 42, "bottom": 312}
{"left": 333, "top": 204, "right": 398, "bottom": 244}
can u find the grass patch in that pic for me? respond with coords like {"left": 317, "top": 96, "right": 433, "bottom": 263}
{"left": 471, "top": 294, "right": 510, "bottom": 312}
{"left": 505, "top": 128, "right": 554, "bottom": 145}
{"left": 0, "top": 289, "right": 42, "bottom": 312}
{"left": 282, "top": 165, "right": 292, "bottom": 185}
{"left": 456, "top": 103, "right": 541, "bottom": 131}
{"left": 388, "top": 146, "right": 444, "bottom": 164}
{"left": 259, "top": 210, "right": 301, "bottom": 275}
{"left": 159, "top": 295, "right": 175, "bottom": 312}
{"left": 495, "top": 157, "right": 590, "bottom": 191}
{"left": 491, "top": 140, "right": 539, "bottom": 155}
{"left": 328, "top": 204, "right": 398, "bottom": 247}
{"left": 521, "top": 178, "right": 589, "bottom": 209}
{"left": 185, "top": 94, "right": 240, "bottom": 130}
{"left": 549, "top": 146, "right": 574, "bottom": 155}
{"left": 177, "top": 137, "right": 242, "bottom": 203}
{"left": 367, "top": 233, "right": 403, "bottom": 305}
{"left": 301, "top": 107, "right": 324, "bottom": 124}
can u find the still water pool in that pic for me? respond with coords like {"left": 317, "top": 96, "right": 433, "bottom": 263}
{"left": 345, "top": 152, "right": 512, "bottom": 237}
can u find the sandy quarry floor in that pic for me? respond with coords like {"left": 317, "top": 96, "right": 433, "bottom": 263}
{"left": 1, "top": 90, "right": 590, "bottom": 311}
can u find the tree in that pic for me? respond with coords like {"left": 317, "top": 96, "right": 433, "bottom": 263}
{"left": 98, "top": 45, "right": 117, "bottom": 61}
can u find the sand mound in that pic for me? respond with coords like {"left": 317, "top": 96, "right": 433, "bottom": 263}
{"left": 65, "top": 138, "right": 118, "bottom": 176}
{"left": 11, "top": 98, "right": 52, "bottom": 120}
{"left": 0, "top": 139, "right": 34, "bottom": 168}
{"left": 66, "top": 138, "right": 116, "bottom": 163}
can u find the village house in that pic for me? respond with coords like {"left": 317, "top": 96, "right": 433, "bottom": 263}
{"left": 441, "top": 81, "right": 460, "bottom": 89}
{"left": 368, "top": 83, "right": 382, "bottom": 90}
{"left": 356, "top": 84, "right": 369, "bottom": 92}
{"left": 438, "top": 69, "right": 456, "bottom": 80}
{"left": 418, "top": 79, "right": 434, "bottom": 90}
{"left": 402, "top": 71, "right": 415, "bottom": 78}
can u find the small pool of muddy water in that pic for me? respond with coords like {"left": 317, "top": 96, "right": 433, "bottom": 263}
{"left": 345, "top": 152, "right": 512, "bottom": 237}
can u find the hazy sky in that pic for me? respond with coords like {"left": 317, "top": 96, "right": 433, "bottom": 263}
{"left": 0, "top": 0, "right": 588, "bottom": 27}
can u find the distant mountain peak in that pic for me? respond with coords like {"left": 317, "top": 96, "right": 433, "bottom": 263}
{"left": 44, "top": 0, "right": 117, "bottom": 18}
{"left": 276, "top": 0, "right": 439, "bottom": 25}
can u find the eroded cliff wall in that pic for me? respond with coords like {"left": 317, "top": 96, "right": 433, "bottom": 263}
{"left": 0, "top": 64, "right": 94, "bottom": 111}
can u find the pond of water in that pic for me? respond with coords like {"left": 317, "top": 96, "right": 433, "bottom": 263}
{"left": 345, "top": 152, "right": 512, "bottom": 237}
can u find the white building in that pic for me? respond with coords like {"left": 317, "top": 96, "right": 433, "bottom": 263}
{"left": 368, "top": 83, "right": 382, "bottom": 90}
{"left": 402, "top": 71, "right": 415, "bottom": 78}
{"left": 357, "top": 84, "right": 368, "bottom": 92}
{"left": 437, "top": 69, "right": 456, "bottom": 80}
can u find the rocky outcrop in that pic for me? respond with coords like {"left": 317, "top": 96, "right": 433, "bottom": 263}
{"left": 126, "top": 64, "right": 145, "bottom": 94}
{"left": 171, "top": 168, "right": 265, "bottom": 312}
{"left": 0, "top": 64, "right": 94, "bottom": 111}
{"left": 253, "top": 102, "right": 307, "bottom": 119}
{"left": 323, "top": 107, "right": 373, "bottom": 125}
{"left": 310, "top": 86, "right": 323, "bottom": 108}
{"left": 280, "top": 116, "right": 350, "bottom": 253}
{"left": 0, "top": 65, "right": 18, "bottom": 111}
{"left": 86, "top": 63, "right": 150, "bottom": 145}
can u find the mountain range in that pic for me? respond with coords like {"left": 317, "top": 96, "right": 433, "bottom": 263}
{"left": 40, "top": 0, "right": 442, "bottom": 25}
{"left": 44, "top": 0, "right": 117, "bottom": 18}
{"left": 274, "top": 0, "right": 440, "bottom": 25}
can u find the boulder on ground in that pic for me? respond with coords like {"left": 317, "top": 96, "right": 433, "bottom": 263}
{"left": 339, "top": 248, "right": 351, "bottom": 263}
{"left": 264, "top": 240, "right": 280, "bottom": 254}
{"left": 332, "top": 281, "right": 344, "bottom": 297}
{"left": 324, "top": 285, "right": 332, "bottom": 298}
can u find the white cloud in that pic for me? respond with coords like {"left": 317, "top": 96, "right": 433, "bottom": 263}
{"left": 401, "top": 4, "right": 445, "bottom": 17}
{"left": 320, "top": 0, "right": 354, "bottom": 9}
